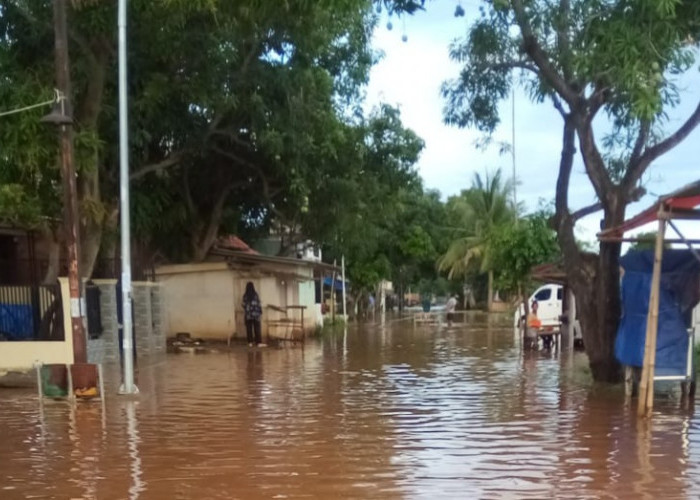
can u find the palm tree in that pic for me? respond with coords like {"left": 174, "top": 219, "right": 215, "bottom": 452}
{"left": 438, "top": 168, "right": 515, "bottom": 311}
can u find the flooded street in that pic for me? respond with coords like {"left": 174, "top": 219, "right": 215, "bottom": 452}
{"left": 2, "top": 314, "right": 700, "bottom": 499}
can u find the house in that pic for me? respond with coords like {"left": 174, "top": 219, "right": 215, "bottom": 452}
{"left": 154, "top": 237, "right": 338, "bottom": 342}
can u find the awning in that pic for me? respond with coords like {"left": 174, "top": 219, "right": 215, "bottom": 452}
{"left": 323, "top": 276, "right": 348, "bottom": 291}
{"left": 598, "top": 180, "right": 700, "bottom": 239}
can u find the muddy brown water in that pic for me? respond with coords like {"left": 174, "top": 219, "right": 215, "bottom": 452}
{"left": 1, "top": 313, "right": 699, "bottom": 499}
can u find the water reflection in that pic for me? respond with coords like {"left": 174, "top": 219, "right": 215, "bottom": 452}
{"left": 0, "top": 317, "right": 699, "bottom": 498}
{"left": 125, "top": 401, "right": 144, "bottom": 499}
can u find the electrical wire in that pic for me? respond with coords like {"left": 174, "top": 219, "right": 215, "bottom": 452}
{"left": 0, "top": 89, "right": 62, "bottom": 118}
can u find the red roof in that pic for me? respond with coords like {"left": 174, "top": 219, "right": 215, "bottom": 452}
{"left": 216, "top": 235, "right": 259, "bottom": 255}
{"left": 598, "top": 180, "right": 700, "bottom": 238}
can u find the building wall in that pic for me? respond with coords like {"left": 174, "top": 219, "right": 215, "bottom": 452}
{"left": 299, "top": 280, "right": 322, "bottom": 327}
{"left": 157, "top": 263, "right": 236, "bottom": 340}
{"left": 156, "top": 261, "right": 317, "bottom": 341}
{"left": 86, "top": 280, "right": 165, "bottom": 364}
{"left": 0, "top": 277, "right": 74, "bottom": 371}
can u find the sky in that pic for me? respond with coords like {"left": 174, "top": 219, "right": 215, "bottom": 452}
{"left": 364, "top": 1, "right": 700, "bottom": 244}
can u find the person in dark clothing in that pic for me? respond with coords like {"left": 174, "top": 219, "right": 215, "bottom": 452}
{"left": 242, "top": 282, "right": 265, "bottom": 347}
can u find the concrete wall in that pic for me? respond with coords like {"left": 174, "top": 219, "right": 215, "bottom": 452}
{"left": 0, "top": 277, "right": 74, "bottom": 371}
{"left": 157, "top": 263, "right": 236, "bottom": 340}
{"left": 86, "top": 280, "right": 165, "bottom": 364}
{"left": 156, "top": 261, "right": 318, "bottom": 340}
{"left": 299, "top": 280, "right": 323, "bottom": 327}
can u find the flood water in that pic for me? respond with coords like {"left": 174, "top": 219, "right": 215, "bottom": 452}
{"left": 2, "top": 313, "right": 700, "bottom": 499}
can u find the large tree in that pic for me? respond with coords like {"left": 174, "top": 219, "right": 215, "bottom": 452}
{"left": 1, "top": 0, "right": 426, "bottom": 277}
{"left": 442, "top": 0, "right": 700, "bottom": 381}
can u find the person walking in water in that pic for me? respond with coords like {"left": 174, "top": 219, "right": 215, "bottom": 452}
{"left": 445, "top": 294, "right": 457, "bottom": 327}
{"left": 242, "top": 282, "right": 265, "bottom": 347}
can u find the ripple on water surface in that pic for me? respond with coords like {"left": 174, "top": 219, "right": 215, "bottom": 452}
{"left": 1, "top": 319, "right": 700, "bottom": 499}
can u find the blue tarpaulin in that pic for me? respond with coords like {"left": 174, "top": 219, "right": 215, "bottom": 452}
{"left": 323, "top": 277, "right": 348, "bottom": 292}
{"left": 0, "top": 303, "right": 34, "bottom": 340}
{"left": 615, "top": 250, "right": 700, "bottom": 376}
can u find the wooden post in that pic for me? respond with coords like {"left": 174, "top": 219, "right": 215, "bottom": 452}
{"left": 637, "top": 217, "right": 666, "bottom": 417}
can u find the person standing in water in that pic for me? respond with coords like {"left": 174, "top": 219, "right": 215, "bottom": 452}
{"left": 242, "top": 282, "right": 265, "bottom": 347}
{"left": 445, "top": 294, "right": 457, "bottom": 327}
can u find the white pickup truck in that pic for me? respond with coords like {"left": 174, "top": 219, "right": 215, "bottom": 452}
{"left": 513, "top": 283, "right": 583, "bottom": 345}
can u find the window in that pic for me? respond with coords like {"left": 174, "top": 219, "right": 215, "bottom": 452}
{"left": 534, "top": 288, "right": 551, "bottom": 302}
{"left": 557, "top": 288, "right": 563, "bottom": 300}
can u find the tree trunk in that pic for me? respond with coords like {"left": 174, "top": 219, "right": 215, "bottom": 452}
{"left": 554, "top": 114, "right": 625, "bottom": 382}
{"left": 80, "top": 217, "right": 102, "bottom": 279}
{"left": 77, "top": 43, "right": 109, "bottom": 279}
{"left": 42, "top": 228, "right": 61, "bottom": 284}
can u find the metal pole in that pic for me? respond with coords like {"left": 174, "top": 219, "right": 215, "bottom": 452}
{"left": 118, "top": 0, "right": 137, "bottom": 394}
{"left": 511, "top": 89, "right": 517, "bottom": 218}
{"left": 52, "top": 0, "right": 87, "bottom": 364}
{"left": 341, "top": 255, "right": 347, "bottom": 320}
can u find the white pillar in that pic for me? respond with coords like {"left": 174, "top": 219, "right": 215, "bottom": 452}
{"left": 341, "top": 255, "right": 347, "bottom": 321}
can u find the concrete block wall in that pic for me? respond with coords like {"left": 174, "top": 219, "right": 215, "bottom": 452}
{"left": 87, "top": 280, "right": 119, "bottom": 364}
{"left": 87, "top": 280, "right": 164, "bottom": 363}
{"left": 150, "top": 285, "right": 166, "bottom": 353}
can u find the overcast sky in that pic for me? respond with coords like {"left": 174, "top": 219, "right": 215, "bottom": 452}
{"left": 364, "top": 1, "right": 700, "bottom": 244}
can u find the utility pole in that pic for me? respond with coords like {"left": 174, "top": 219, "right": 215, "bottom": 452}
{"left": 50, "top": 0, "right": 87, "bottom": 364}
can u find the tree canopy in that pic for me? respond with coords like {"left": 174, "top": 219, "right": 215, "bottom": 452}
{"left": 0, "top": 0, "right": 429, "bottom": 281}
{"left": 442, "top": 0, "right": 700, "bottom": 381}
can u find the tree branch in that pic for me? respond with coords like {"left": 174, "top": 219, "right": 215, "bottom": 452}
{"left": 130, "top": 152, "right": 184, "bottom": 181}
{"left": 624, "top": 99, "right": 700, "bottom": 189}
{"left": 511, "top": 0, "right": 579, "bottom": 106}
{"left": 191, "top": 182, "right": 235, "bottom": 262}
{"left": 550, "top": 94, "right": 568, "bottom": 118}
{"left": 629, "top": 121, "right": 651, "bottom": 166}
{"left": 574, "top": 117, "right": 614, "bottom": 203}
{"left": 587, "top": 85, "right": 609, "bottom": 118}
{"left": 571, "top": 202, "right": 603, "bottom": 222}
{"left": 480, "top": 61, "right": 540, "bottom": 75}
{"left": 554, "top": 115, "right": 576, "bottom": 224}
{"left": 556, "top": 0, "right": 572, "bottom": 83}
{"left": 182, "top": 164, "right": 195, "bottom": 215}
{"left": 210, "top": 145, "right": 275, "bottom": 202}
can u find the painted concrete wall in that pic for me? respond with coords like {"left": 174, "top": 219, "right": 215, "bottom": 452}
{"left": 299, "top": 280, "right": 323, "bottom": 327}
{"left": 0, "top": 277, "right": 74, "bottom": 371}
{"left": 156, "top": 262, "right": 318, "bottom": 340}
{"left": 157, "top": 263, "right": 236, "bottom": 340}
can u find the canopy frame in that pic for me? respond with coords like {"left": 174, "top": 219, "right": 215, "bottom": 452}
{"left": 597, "top": 180, "right": 700, "bottom": 417}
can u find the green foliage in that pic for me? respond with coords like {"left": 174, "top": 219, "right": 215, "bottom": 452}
{"left": 443, "top": 0, "right": 700, "bottom": 130}
{"left": 0, "top": 184, "right": 44, "bottom": 227}
{"left": 628, "top": 231, "right": 670, "bottom": 252}
{"left": 438, "top": 168, "right": 515, "bottom": 279}
{"left": 490, "top": 213, "right": 560, "bottom": 295}
{"left": 1, "top": 0, "right": 429, "bottom": 269}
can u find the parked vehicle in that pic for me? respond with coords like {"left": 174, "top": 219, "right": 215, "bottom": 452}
{"left": 514, "top": 283, "right": 583, "bottom": 346}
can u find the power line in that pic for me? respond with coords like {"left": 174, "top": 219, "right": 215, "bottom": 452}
{"left": 0, "top": 89, "right": 61, "bottom": 118}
